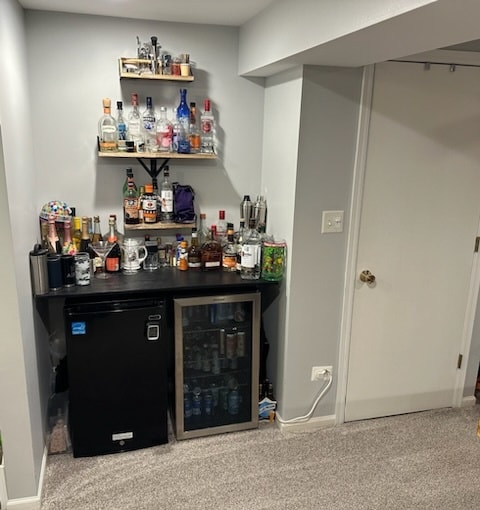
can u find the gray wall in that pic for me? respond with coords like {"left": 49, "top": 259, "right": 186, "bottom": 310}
{"left": 261, "top": 65, "right": 363, "bottom": 421}
{"left": 0, "top": 0, "right": 50, "bottom": 500}
{"left": 25, "top": 11, "right": 265, "bottom": 233}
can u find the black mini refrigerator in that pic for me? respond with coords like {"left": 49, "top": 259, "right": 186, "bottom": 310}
{"left": 64, "top": 298, "right": 168, "bottom": 457}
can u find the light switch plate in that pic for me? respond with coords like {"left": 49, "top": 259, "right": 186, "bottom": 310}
{"left": 321, "top": 210, "right": 344, "bottom": 233}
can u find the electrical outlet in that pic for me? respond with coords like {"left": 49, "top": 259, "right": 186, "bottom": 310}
{"left": 311, "top": 365, "right": 333, "bottom": 381}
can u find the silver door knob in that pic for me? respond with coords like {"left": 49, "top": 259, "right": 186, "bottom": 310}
{"left": 359, "top": 270, "right": 376, "bottom": 284}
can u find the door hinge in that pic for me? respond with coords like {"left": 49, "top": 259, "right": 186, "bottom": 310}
{"left": 457, "top": 353, "right": 463, "bottom": 369}
{"left": 475, "top": 237, "right": 480, "bottom": 253}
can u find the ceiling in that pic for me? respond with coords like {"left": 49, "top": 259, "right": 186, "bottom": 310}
{"left": 18, "top": 0, "right": 278, "bottom": 26}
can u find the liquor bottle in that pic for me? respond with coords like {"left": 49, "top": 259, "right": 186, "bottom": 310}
{"left": 187, "top": 228, "right": 202, "bottom": 270}
{"left": 72, "top": 216, "right": 82, "bottom": 252}
{"left": 116, "top": 101, "right": 127, "bottom": 152}
{"left": 156, "top": 106, "right": 173, "bottom": 153}
{"left": 91, "top": 215, "right": 103, "bottom": 243}
{"left": 159, "top": 166, "right": 174, "bottom": 223}
{"left": 142, "top": 96, "right": 157, "bottom": 152}
{"left": 178, "top": 240, "right": 189, "bottom": 271}
{"left": 128, "top": 93, "right": 143, "bottom": 152}
{"left": 110, "top": 214, "right": 124, "bottom": 243}
{"left": 240, "top": 218, "right": 262, "bottom": 280}
{"left": 46, "top": 214, "right": 62, "bottom": 254}
{"left": 176, "top": 89, "right": 191, "bottom": 154}
{"left": 171, "top": 108, "right": 180, "bottom": 152}
{"left": 141, "top": 183, "right": 158, "bottom": 224}
{"left": 222, "top": 224, "right": 237, "bottom": 272}
{"left": 235, "top": 220, "right": 246, "bottom": 273}
{"left": 240, "top": 195, "right": 253, "bottom": 225}
{"left": 189, "top": 102, "right": 201, "bottom": 153}
{"left": 105, "top": 215, "right": 121, "bottom": 273}
{"left": 200, "top": 98, "right": 214, "bottom": 154}
{"left": 198, "top": 213, "right": 210, "bottom": 246}
{"left": 216, "top": 210, "right": 227, "bottom": 244}
{"left": 200, "top": 225, "right": 222, "bottom": 271}
{"left": 98, "top": 98, "right": 117, "bottom": 152}
{"left": 122, "top": 167, "right": 136, "bottom": 195}
{"left": 79, "top": 216, "right": 92, "bottom": 254}
{"left": 123, "top": 175, "right": 140, "bottom": 225}
{"left": 138, "top": 185, "right": 145, "bottom": 223}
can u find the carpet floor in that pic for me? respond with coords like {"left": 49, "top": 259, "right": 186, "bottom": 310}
{"left": 41, "top": 406, "right": 480, "bottom": 510}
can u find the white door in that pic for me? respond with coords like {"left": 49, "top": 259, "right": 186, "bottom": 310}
{"left": 345, "top": 61, "right": 480, "bottom": 421}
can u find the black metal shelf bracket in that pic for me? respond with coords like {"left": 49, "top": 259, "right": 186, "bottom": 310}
{"left": 136, "top": 157, "right": 170, "bottom": 180}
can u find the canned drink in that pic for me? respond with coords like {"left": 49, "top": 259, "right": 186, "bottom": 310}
{"left": 204, "top": 392, "right": 213, "bottom": 416}
{"left": 184, "top": 394, "right": 192, "bottom": 420}
{"left": 74, "top": 252, "right": 91, "bottom": 286}
{"left": 228, "top": 389, "right": 240, "bottom": 415}
{"left": 236, "top": 332, "right": 246, "bottom": 358}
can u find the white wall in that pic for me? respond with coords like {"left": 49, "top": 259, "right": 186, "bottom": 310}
{"left": 0, "top": 0, "right": 50, "bottom": 500}
{"left": 25, "top": 11, "right": 266, "bottom": 234}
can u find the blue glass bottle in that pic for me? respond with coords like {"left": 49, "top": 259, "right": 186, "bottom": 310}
{"left": 176, "top": 88, "right": 191, "bottom": 153}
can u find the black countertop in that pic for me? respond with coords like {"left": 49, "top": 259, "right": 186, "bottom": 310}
{"left": 36, "top": 268, "right": 279, "bottom": 302}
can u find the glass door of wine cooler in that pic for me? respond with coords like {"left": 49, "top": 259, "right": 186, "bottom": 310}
{"left": 173, "top": 292, "right": 261, "bottom": 440}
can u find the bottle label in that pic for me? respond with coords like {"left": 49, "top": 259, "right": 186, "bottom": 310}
{"left": 241, "top": 244, "right": 260, "bottom": 268}
{"left": 222, "top": 254, "right": 237, "bottom": 270}
{"left": 142, "top": 197, "right": 157, "bottom": 223}
{"left": 105, "top": 257, "right": 120, "bottom": 272}
{"left": 123, "top": 197, "right": 139, "bottom": 220}
{"left": 201, "top": 119, "right": 213, "bottom": 134}
{"left": 160, "top": 190, "right": 173, "bottom": 213}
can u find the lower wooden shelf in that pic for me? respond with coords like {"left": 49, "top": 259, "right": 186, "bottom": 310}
{"left": 125, "top": 221, "right": 195, "bottom": 231}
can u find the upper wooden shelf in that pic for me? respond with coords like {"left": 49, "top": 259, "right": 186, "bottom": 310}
{"left": 98, "top": 151, "right": 216, "bottom": 160}
{"left": 119, "top": 58, "right": 194, "bottom": 82}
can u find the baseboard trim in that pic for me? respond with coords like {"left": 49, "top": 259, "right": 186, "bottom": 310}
{"left": 461, "top": 395, "right": 477, "bottom": 407}
{"left": 275, "top": 414, "right": 336, "bottom": 433}
{"left": 7, "top": 446, "right": 47, "bottom": 510}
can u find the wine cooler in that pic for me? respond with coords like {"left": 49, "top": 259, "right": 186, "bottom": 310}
{"left": 173, "top": 292, "right": 261, "bottom": 440}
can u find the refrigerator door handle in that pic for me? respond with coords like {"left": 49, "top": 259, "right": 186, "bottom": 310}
{"left": 146, "top": 322, "right": 160, "bottom": 341}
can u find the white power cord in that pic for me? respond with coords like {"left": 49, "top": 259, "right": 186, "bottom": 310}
{"left": 276, "top": 369, "right": 333, "bottom": 424}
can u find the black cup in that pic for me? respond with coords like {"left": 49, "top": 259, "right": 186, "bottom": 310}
{"left": 61, "top": 254, "right": 76, "bottom": 287}
{"left": 47, "top": 254, "right": 63, "bottom": 291}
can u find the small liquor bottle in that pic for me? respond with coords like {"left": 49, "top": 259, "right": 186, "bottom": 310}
{"left": 128, "top": 93, "right": 143, "bottom": 152}
{"left": 200, "top": 225, "right": 222, "bottom": 271}
{"left": 98, "top": 98, "right": 117, "bottom": 152}
{"left": 200, "top": 98, "right": 214, "bottom": 154}
{"left": 105, "top": 216, "right": 121, "bottom": 273}
{"left": 116, "top": 101, "right": 127, "bottom": 152}
{"left": 222, "top": 224, "right": 237, "bottom": 272}
{"left": 142, "top": 96, "right": 157, "bottom": 152}
{"left": 159, "top": 166, "right": 174, "bottom": 223}
{"left": 46, "top": 214, "right": 62, "bottom": 254}
{"left": 178, "top": 240, "right": 189, "bottom": 271}
{"left": 189, "top": 102, "right": 201, "bottom": 153}
{"left": 187, "top": 228, "right": 202, "bottom": 270}
{"left": 240, "top": 218, "right": 262, "bottom": 280}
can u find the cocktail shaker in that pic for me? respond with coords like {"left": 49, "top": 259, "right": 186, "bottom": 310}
{"left": 240, "top": 195, "right": 252, "bottom": 223}
{"left": 29, "top": 244, "right": 49, "bottom": 295}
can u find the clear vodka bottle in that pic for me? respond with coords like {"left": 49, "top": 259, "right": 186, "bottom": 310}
{"left": 240, "top": 218, "right": 262, "bottom": 280}
{"left": 142, "top": 96, "right": 157, "bottom": 152}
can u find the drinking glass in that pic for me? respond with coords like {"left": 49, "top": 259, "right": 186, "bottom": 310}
{"left": 90, "top": 241, "right": 115, "bottom": 279}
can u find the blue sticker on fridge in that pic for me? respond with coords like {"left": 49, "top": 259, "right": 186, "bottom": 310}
{"left": 71, "top": 321, "right": 86, "bottom": 335}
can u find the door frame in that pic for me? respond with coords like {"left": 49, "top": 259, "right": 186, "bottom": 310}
{"left": 336, "top": 57, "right": 480, "bottom": 424}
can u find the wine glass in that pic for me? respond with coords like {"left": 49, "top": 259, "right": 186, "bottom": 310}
{"left": 90, "top": 241, "right": 115, "bottom": 279}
